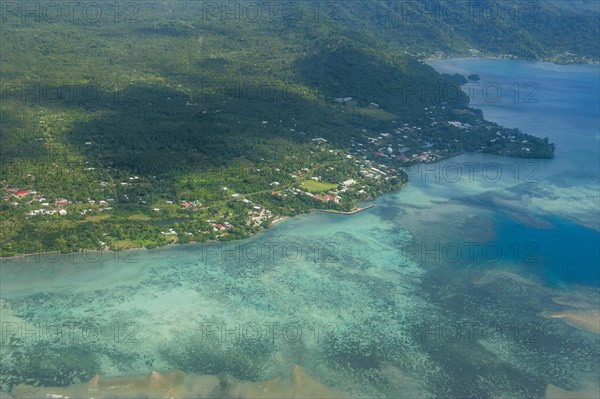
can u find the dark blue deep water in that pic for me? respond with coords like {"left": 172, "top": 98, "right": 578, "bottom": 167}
{"left": 492, "top": 216, "right": 600, "bottom": 287}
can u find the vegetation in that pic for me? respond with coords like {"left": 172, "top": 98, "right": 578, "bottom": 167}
{"left": 334, "top": 0, "right": 599, "bottom": 63}
{"left": 300, "top": 181, "right": 338, "bottom": 193}
{"left": 0, "top": 0, "right": 578, "bottom": 256}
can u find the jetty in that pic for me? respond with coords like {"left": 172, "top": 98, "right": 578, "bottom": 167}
{"left": 315, "top": 205, "right": 374, "bottom": 215}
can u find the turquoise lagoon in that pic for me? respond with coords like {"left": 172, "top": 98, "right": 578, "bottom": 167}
{"left": 0, "top": 59, "right": 599, "bottom": 398}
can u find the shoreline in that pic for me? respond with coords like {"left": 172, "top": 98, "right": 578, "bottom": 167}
{"left": 269, "top": 216, "right": 289, "bottom": 226}
{"left": 423, "top": 54, "right": 600, "bottom": 65}
{"left": 0, "top": 205, "right": 376, "bottom": 262}
{"left": 314, "top": 205, "right": 375, "bottom": 215}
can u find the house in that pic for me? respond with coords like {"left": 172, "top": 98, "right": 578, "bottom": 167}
{"left": 343, "top": 179, "right": 356, "bottom": 186}
{"left": 58, "top": 209, "right": 67, "bottom": 216}
{"left": 181, "top": 201, "right": 191, "bottom": 208}
{"left": 55, "top": 198, "right": 68, "bottom": 206}
{"left": 325, "top": 195, "right": 340, "bottom": 204}
{"left": 371, "top": 167, "right": 387, "bottom": 176}
{"left": 15, "top": 190, "right": 30, "bottom": 197}
{"left": 216, "top": 224, "right": 226, "bottom": 231}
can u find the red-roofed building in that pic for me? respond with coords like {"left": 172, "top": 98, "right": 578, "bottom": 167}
{"left": 181, "top": 201, "right": 191, "bottom": 208}
{"left": 216, "top": 224, "right": 226, "bottom": 230}
{"left": 55, "top": 198, "right": 68, "bottom": 206}
{"left": 325, "top": 194, "right": 340, "bottom": 204}
{"left": 15, "top": 190, "right": 30, "bottom": 197}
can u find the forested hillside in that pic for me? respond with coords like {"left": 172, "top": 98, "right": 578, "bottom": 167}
{"left": 334, "top": 0, "right": 599, "bottom": 62}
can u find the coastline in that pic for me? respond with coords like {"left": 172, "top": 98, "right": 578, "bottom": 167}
{"left": 5, "top": 56, "right": 593, "bottom": 263}
{"left": 0, "top": 204, "right": 377, "bottom": 262}
{"left": 423, "top": 53, "right": 600, "bottom": 65}
{"left": 269, "top": 216, "right": 289, "bottom": 226}
{"left": 0, "top": 145, "right": 560, "bottom": 262}
{"left": 314, "top": 205, "right": 375, "bottom": 215}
